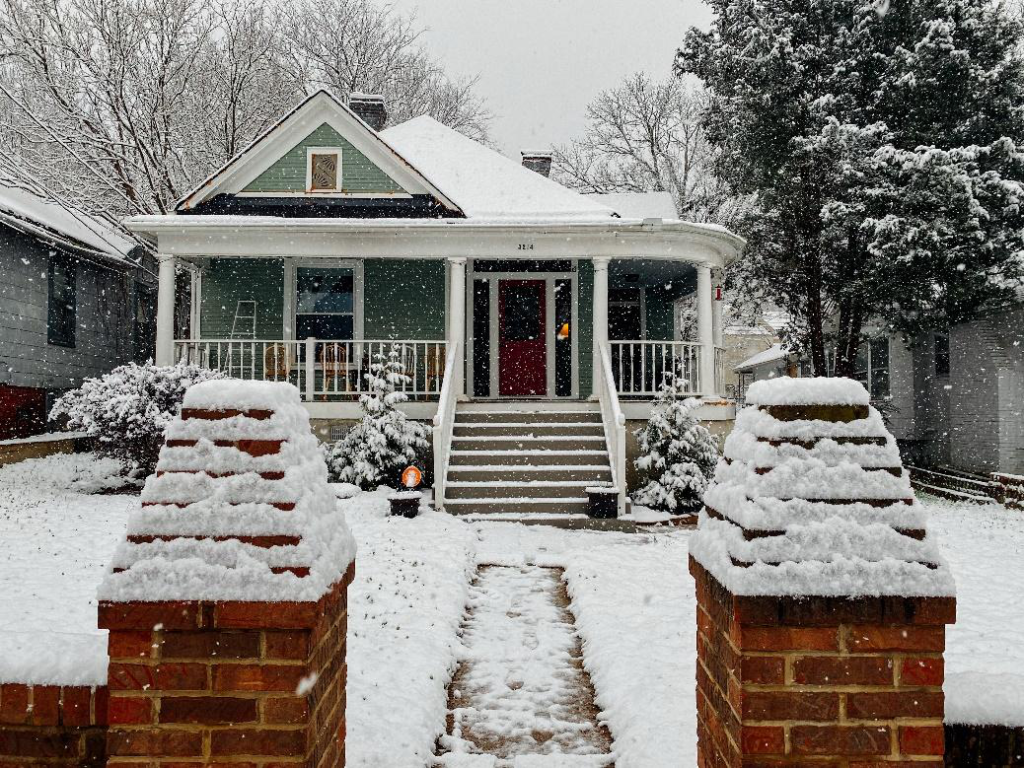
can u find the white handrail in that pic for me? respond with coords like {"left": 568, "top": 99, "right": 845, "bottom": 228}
{"left": 596, "top": 341, "right": 627, "bottom": 516}
{"left": 431, "top": 339, "right": 462, "bottom": 512}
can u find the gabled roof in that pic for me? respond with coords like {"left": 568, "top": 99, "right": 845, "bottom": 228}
{"left": 734, "top": 343, "right": 792, "bottom": 372}
{"left": 0, "top": 186, "right": 135, "bottom": 263}
{"left": 380, "top": 116, "right": 617, "bottom": 221}
{"left": 175, "top": 90, "right": 462, "bottom": 214}
{"left": 585, "top": 192, "right": 678, "bottom": 220}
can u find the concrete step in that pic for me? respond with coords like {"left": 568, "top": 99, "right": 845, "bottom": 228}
{"left": 448, "top": 450, "right": 610, "bottom": 467}
{"left": 445, "top": 480, "right": 609, "bottom": 500}
{"left": 451, "top": 435, "right": 606, "bottom": 452}
{"left": 448, "top": 466, "right": 613, "bottom": 483}
{"left": 452, "top": 423, "right": 605, "bottom": 438}
{"left": 444, "top": 498, "right": 591, "bottom": 516}
{"left": 456, "top": 410, "right": 603, "bottom": 424}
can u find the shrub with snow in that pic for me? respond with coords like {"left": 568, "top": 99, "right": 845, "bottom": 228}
{"left": 633, "top": 375, "right": 719, "bottom": 513}
{"left": 50, "top": 361, "right": 224, "bottom": 476}
{"left": 326, "top": 345, "right": 429, "bottom": 490}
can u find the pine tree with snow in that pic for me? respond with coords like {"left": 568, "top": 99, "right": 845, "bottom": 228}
{"left": 633, "top": 373, "right": 720, "bottom": 513}
{"left": 326, "top": 344, "right": 429, "bottom": 489}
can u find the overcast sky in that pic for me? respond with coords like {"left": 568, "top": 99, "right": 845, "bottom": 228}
{"left": 389, "top": 0, "right": 714, "bottom": 155}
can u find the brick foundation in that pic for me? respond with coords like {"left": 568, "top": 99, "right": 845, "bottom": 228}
{"left": 99, "top": 562, "right": 353, "bottom": 767}
{"left": 693, "top": 559, "right": 955, "bottom": 767}
{"left": 0, "top": 683, "right": 107, "bottom": 765}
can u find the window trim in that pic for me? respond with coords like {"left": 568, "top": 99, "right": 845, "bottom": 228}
{"left": 47, "top": 252, "right": 77, "bottom": 348}
{"left": 305, "top": 147, "right": 344, "bottom": 193}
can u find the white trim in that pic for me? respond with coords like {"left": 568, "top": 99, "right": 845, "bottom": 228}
{"left": 233, "top": 191, "right": 414, "bottom": 199}
{"left": 283, "top": 258, "right": 364, "bottom": 341}
{"left": 305, "top": 147, "right": 344, "bottom": 193}
{"left": 189, "top": 265, "right": 202, "bottom": 339}
{"left": 175, "top": 90, "right": 462, "bottom": 213}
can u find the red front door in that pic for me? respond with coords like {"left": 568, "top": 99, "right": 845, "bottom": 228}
{"left": 499, "top": 280, "right": 547, "bottom": 396}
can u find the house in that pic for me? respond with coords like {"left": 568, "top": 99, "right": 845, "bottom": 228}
{"left": 125, "top": 90, "right": 744, "bottom": 515}
{"left": 0, "top": 187, "right": 154, "bottom": 440}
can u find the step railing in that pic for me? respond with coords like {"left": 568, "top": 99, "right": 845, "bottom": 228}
{"left": 595, "top": 341, "right": 627, "bottom": 516}
{"left": 432, "top": 339, "right": 462, "bottom": 512}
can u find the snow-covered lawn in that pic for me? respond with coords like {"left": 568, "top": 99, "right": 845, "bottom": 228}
{"left": 1, "top": 453, "right": 1023, "bottom": 767}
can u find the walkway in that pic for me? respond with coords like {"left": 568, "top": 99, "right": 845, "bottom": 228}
{"left": 435, "top": 565, "right": 613, "bottom": 767}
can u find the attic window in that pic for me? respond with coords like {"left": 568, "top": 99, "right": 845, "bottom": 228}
{"left": 307, "top": 148, "right": 341, "bottom": 192}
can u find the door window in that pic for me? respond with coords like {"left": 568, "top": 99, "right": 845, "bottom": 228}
{"left": 501, "top": 285, "right": 541, "bottom": 341}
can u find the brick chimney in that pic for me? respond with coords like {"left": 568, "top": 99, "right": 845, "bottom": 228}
{"left": 521, "top": 150, "right": 553, "bottom": 178}
{"left": 349, "top": 93, "right": 387, "bottom": 131}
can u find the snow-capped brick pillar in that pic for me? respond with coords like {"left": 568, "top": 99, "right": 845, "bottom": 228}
{"left": 689, "top": 377, "right": 956, "bottom": 767}
{"left": 97, "top": 381, "right": 356, "bottom": 767}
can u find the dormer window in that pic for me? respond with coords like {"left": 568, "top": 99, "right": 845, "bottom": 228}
{"left": 307, "top": 148, "right": 342, "bottom": 192}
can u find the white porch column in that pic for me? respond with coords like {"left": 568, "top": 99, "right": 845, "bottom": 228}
{"left": 712, "top": 269, "right": 724, "bottom": 349}
{"left": 697, "top": 265, "right": 715, "bottom": 397}
{"left": 591, "top": 257, "right": 610, "bottom": 394}
{"left": 447, "top": 257, "right": 466, "bottom": 395}
{"left": 155, "top": 253, "right": 176, "bottom": 366}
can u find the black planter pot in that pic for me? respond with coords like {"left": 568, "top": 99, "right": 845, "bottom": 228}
{"left": 587, "top": 487, "right": 618, "bottom": 519}
{"left": 388, "top": 492, "right": 421, "bottom": 518}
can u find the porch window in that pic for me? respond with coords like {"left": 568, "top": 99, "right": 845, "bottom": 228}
{"left": 609, "top": 287, "right": 643, "bottom": 340}
{"left": 935, "top": 333, "right": 950, "bottom": 377}
{"left": 853, "top": 337, "right": 890, "bottom": 399}
{"left": 295, "top": 267, "right": 354, "bottom": 340}
{"left": 47, "top": 253, "right": 76, "bottom": 347}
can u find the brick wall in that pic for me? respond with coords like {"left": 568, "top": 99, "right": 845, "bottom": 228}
{"left": 693, "top": 560, "right": 954, "bottom": 766}
{"left": 945, "top": 722, "right": 1024, "bottom": 766}
{"left": 99, "top": 562, "right": 353, "bottom": 767}
{"left": 0, "top": 683, "right": 107, "bottom": 765}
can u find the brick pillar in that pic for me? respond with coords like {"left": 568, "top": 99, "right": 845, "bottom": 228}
{"left": 691, "top": 379, "right": 956, "bottom": 767}
{"left": 98, "top": 381, "right": 356, "bottom": 767}
{"left": 100, "top": 567, "right": 352, "bottom": 766}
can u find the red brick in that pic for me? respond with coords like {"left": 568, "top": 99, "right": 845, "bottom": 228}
{"left": 0, "top": 729, "right": 77, "bottom": 758}
{"left": 846, "top": 691, "right": 944, "bottom": 719}
{"left": 159, "top": 695, "right": 258, "bottom": 724}
{"left": 98, "top": 601, "right": 203, "bottom": 631}
{"left": 847, "top": 625, "right": 944, "bottom": 652}
{"left": 741, "top": 656, "right": 785, "bottom": 685}
{"left": 234, "top": 439, "right": 284, "bottom": 457}
{"left": 160, "top": 630, "right": 261, "bottom": 660}
{"left": 263, "top": 696, "right": 309, "bottom": 724}
{"left": 209, "top": 727, "right": 307, "bottom": 757}
{"left": 107, "top": 696, "right": 153, "bottom": 725}
{"left": 851, "top": 763, "right": 943, "bottom": 768}
{"left": 60, "top": 686, "right": 94, "bottom": 727}
{"left": 900, "top": 657, "right": 943, "bottom": 686}
{"left": 107, "top": 728, "right": 203, "bottom": 757}
{"left": 213, "top": 663, "right": 306, "bottom": 693}
{"left": 741, "top": 726, "right": 785, "bottom": 754}
{"left": 108, "top": 630, "right": 155, "bottom": 659}
{"left": 0, "top": 684, "right": 28, "bottom": 724}
{"left": 108, "top": 662, "right": 208, "bottom": 692}
{"left": 899, "top": 725, "right": 944, "bottom": 755}
{"left": 264, "top": 630, "right": 310, "bottom": 660}
{"left": 215, "top": 601, "right": 317, "bottom": 629}
{"left": 910, "top": 597, "right": 956, "bottom": 625}
{"left": 734, "top": 626, "right": 839, "bottom": 652}
{"left": 29, "top": 685, "right": 60, "bottom": 725}
{"left": 790, "top": 725, "right": 891, "bottom": 756}
{"left": 742, "top": 691, "right": 838, "bottom": 722}
{"left": 793, "top": 656, "right": 894, "bottom": 686}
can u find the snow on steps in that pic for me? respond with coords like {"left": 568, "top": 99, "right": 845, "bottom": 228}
{"left": 444, "top": 403, "right": 612, "bottom": 518}
{"left": 908, "top": 464, "right": 998, "bottom": 504}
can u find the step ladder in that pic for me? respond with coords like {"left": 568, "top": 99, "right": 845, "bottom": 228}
{"left": 226, "top": 301, "right": 257, "bottom": 377}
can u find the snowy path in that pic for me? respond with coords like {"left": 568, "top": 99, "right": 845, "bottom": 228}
{"left": 437, "top": 565, "right": 613, "bottom": 767}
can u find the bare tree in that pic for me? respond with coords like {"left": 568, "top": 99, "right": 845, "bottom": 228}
{"left": 552, "top": 72, "right": 729, "bottom": 222}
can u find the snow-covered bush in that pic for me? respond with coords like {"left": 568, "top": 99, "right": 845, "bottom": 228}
{"left": 50, "top": 361, "right": 224, "bottom": 476}
{"left": 633, "top": 375, "right": 719, "bottom": 513}
{"left": 326, "top": 345, "right": 429, "bottom": 489}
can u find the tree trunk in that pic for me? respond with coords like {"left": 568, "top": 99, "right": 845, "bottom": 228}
{"left": 804, "top": 248, "right": 827, "bottom": 375}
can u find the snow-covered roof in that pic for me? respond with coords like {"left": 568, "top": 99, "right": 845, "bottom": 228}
{"left": 380, "top": 117, "right": 617, "bottom": 221}
{"left": 0, "top": 186, "right": 135, "bottom": 263}
{"left": 585, "top": 192, "right": 678, "bottom": 220}
{"left": 734, "top": 343, "right": 791, "bottom": 372}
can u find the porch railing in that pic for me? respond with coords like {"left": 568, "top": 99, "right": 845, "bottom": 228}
{"left": 609, "top": 341, "right": 703, "bottom": 397}
{"left": 174, "top": 339, "right": 448, "bottom": 401}
{"left": 595, "top": 341, "right": 627, "bottom": 516}
{"left": 431, "top": 339, "right": 462, "bottom": 512}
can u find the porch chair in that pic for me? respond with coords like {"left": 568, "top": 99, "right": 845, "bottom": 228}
{"left": 263, "top": 343, "right": 291, "bottom": 382}
{"left": 320, "top": 342, "right": 349, "bottom": 400}
{"left": 425, "top": 346, "right": 447, "bottom": 394}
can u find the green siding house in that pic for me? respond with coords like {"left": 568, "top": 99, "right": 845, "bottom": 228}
{"left": 127, "top": 90, "right": 743, "bottom": 515}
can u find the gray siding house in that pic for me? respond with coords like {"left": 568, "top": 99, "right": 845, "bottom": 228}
{"left": 0, "top": 188, "right": 155, "bottom": 439}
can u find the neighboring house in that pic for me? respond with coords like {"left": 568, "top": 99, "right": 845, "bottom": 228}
{"left": 125, "top": 90, "right": 744, "bottom": 515}
{"left": 734, "top": 312, "right": 1024, "bottom": 477}
{"left": 0, "top": 188, "right": 154, "bottom": 440}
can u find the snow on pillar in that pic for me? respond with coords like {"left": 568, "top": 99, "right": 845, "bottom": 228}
{"left": 448, "top": 257, "right": 467, "bottom": 395}
{"left": 155, "top": 253, "right": 176, "bottom": 367}
{"left": 696, "top": 265, "right": 715, "bottom": 396}
{"left": 690, "top": 377, "right": 955, "bottom": 767}
{"left": 98, "top": 381, "right": 355, "bottom": 766}
{"left": 592, "top": 257, "right": 610, "bottom": 395}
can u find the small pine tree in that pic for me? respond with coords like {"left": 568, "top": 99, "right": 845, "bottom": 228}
{"left": 326, "top": 344, "right": 429, "bottom": 489}
{"left": 633, "top": 374, "right": 720, "bottom": 513}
